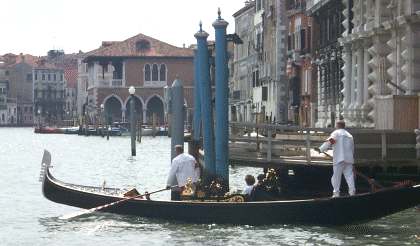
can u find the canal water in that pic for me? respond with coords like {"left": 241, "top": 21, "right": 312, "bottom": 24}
{"left": 0, "top": 128, "right": 419, "bottom": 246}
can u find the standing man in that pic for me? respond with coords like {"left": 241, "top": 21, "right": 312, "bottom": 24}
{"left": 318, "top": 120, "right": 355, "bottom": 198}
{"left": 166, "top": 145, "right": 200, "bottom": 200}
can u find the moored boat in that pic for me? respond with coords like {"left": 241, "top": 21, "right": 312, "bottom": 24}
{"left": 40, "top": 150, "right": 420, "bottom": 225}
{"left": 34, "top": 127, "right": 64, "bottom": 134}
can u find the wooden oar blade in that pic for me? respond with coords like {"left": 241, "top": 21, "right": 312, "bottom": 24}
{"left": 59, "top": 209, "right": 93, "bottom": 220}
{"left": 59, "top": 186, "right": 172, "bottom": 220}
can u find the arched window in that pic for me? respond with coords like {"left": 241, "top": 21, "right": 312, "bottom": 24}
{"left": 152, "top": 64, "right": 159, "bottom": 81}
{"left": 160, "top": 64, "right": 166, "bottom": 81}
{"left": 144, "top": 64, "right": 151, "bottom": 81}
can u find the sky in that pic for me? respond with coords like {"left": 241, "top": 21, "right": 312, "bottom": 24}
{"left": 1, "top": 0, "right": 244, "bottom": 56}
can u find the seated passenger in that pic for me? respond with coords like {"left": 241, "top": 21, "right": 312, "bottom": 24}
{"left": 250, "top": 174, "right": 276, "bottom": 201}
{"left": 242, "top": 174, "right": 255, "bottom": 197}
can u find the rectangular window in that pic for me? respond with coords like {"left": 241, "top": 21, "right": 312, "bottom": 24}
{"left": 301, "top": 29, "right": 306, "bottom": 51}
{"left": 304, "top": 69, "right": 308, "bottom": 94}
{"left": 42, "top": 74, "right": 45, "bottom": 80}
{"left": 307, "top": 26, "right": 312, "bottom": 53}
{"left": 60, "top": 74, "right": 63, "bottom": 81}
{"left": 27, "top": 73, "right": 32, "bottom": 81}
{"left": 48, "top": 74, "right": 51, "bottom": 81}
{"left": 256, "top": 70, "right": 259, "bottom": 87}
{"left": 54, "top": 74, "right": 57, "bottom": 81}
{"left": 262, "top": 86, "right": 268, "bottom": 101}
{"left": 34, "top": 73, "right": 38, "bottom": 80}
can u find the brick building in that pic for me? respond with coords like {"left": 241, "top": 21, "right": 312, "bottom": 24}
{"left": 78, "top": 33, "right": 194, "bottom": 125}
{"left": 286, "top": 0, "right": 316, "bottom": 127}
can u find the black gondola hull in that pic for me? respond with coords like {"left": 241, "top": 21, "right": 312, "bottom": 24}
{"left": 40, "top": 151, "right": 420, "bottom": 225}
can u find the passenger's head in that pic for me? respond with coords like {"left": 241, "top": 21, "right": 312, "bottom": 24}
{"left": 336, "top": 120, "right": 345, "bottom": 129}
{"left": 245, "top": 175, "right": 255, "bottom": 186}
{"left": 257, "top": 174, "right": 265, "bottom": 183}
{"left": 175, "top": 145, "right": 184, "bottom": 155}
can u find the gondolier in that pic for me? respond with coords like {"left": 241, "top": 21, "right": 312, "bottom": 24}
{"left": 166, "top": 145, "right": 200, "bottom": 200}
{"left": 318, "top": 120, "right": 355, "bottom": 198}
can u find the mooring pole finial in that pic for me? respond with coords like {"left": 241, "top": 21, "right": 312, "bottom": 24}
{"left": 218, "top": 8, "right": 221, "bottom": 20}
{"left": 199, "top": 21, "right": 203, "bottom": 32}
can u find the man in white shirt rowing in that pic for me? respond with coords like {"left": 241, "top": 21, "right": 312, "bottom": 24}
{"left": 166, "top": 145, "right": 200, "bottom": 200}
{"left": 318, "top": 120, "right": 355, "bottom": 198}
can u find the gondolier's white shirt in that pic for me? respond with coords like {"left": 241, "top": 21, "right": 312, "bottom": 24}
{"left": 167, "top": 153, "right": 200, "bottom": 187}
{"left": 319, "top": 129, "right": 354, "bottom": 165}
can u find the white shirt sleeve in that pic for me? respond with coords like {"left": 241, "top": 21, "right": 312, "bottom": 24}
{"left": 166, "top": 160, "right": 178, "bottom": 186}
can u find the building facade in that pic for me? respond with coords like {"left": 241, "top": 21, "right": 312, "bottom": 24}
{"left": 45, "top": 50, "right": 80, "bottom": 124}
{"left": 340, "top": 0, "right": 420, "bottom": 128}
{"left": 231, "top": 2, "right": 257, "bottom": 123}
{"left": 33, "top": 60, "right": 66, "bottom": 126}
{"left": 231, "top": 0, "right": 289, "bottom": 124}
{"left": 307, "top": 0, "right": 344, "bottom": 127}
{"left": 0, "top": 54, "right": 38, "bottom": 125}
{"left": 286, "top": 0, "right": 316, "bottom": 127}
{"left": 78, "top": 33, "right": 194, "bottom": 126}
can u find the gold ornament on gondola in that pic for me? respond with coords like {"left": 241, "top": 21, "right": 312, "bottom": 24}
{"left": 181, "top": 177, "right": 195, "bottom": 196}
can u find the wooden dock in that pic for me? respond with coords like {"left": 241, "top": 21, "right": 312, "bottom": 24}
{"left": 225, "top": 122, "right": 420, "bottom": 180}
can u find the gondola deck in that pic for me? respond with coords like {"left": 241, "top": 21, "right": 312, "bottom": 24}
{"left": 40, "top": 150, "right": 420, "bottom": 225}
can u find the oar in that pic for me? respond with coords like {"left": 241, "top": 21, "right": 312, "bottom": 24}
{"left": 314, "top": 148, "right": 384, "bottom": 190}
{"left": 60, "top": 186, "right": 175, "bottom": 220}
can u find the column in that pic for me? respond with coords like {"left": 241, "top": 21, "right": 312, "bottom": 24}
{"left": 93, "top": 61, "right": 99, "bottom": 85}
{"left": 213, "top": 10, "right": 229, "bottom": 185}
{"left": 356, "top": 43, "right": 364, "bottom": 126}
{"left": 142, "top": 109, "right": 147, "bottom": 124}
{"left": 362, "top": 39, "right": 371, "bottom": 123}
{"left": 192, "top": 49, "right": 202, "bottom": 142}
{"left": 121, "top": 106, "right": 126, "bottom": 123}
{"left": 350, "top": 43, "right": 358, "bottom": 123}
{"left": 316, "top": 62, "right": 323, "bottom": 127}
{"left": 122, "top": 61, "right": 126, "bottom": 86}
{"left": 343, "top": 44, "right": 352, "bottom": 118}
{"left": 194, "top": 22, "right": 216, "bottom": 182}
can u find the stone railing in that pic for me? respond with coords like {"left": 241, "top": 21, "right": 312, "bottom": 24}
{"left": 112, "top": 79, "right": 123, "bottom": 87}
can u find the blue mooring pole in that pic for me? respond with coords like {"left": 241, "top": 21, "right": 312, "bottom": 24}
{"left": 194, "top": 22, "right": 216, "bottom": 182}
{"left": 213, "top": 9, "right": 229, "bottom": 186}
{"left": 170, "top": 78, "right": 185, "bottom": 160}
{"left": 192, "top": 49, "right": 202, "bottom": 143}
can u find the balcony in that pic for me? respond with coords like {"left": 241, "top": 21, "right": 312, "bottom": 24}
{"left": 111, "top": 79, "right": 123, "bottom": 87}
{"left": 97, "top": 79, "right": 123, "bottom": 87}
{"left": 306, "top": 0, "right": 330, "bottom": 14}
{"left": 286, "top": 2, "right": 307, "bottom": 16}
{"left": 98, "top": 80, "right": 110, "bottom": 87}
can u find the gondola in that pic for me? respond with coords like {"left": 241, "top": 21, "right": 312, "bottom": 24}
{"left": 40, "top": 150, "right": 420, "bottom": 225}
